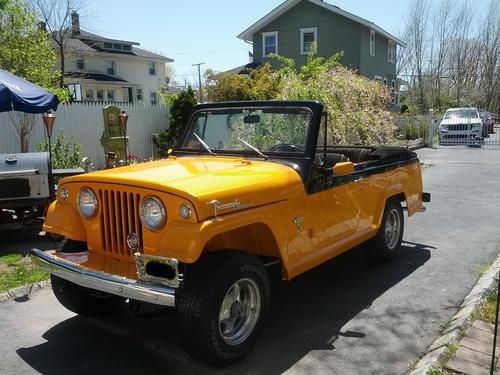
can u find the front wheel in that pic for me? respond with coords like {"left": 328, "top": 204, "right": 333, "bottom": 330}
{"left": 177, "top": 251, "right": 270, "bottom": 366}
{"left": 51, "top": 275, "right": 125, "bottom": 316}
{"left": 370, "top": 199, "right": 404, "bottom": 259}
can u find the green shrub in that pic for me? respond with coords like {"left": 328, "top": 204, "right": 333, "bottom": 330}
{"left": 153, "top": 87, "right": 197, "bottom": 156}
{"left": 36, "top": 129, "right": 82, "bottom": 169}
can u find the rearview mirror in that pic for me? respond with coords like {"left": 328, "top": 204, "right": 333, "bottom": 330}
{"left": 243, "top": 114, "right": 260, "bottom": 124}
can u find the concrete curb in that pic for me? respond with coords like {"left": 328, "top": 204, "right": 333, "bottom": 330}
{"left": 409, "top": 254, "right": 500, "bottom": 375}
{"left": 0, "top": 279, "right": 50, "bottom": 303}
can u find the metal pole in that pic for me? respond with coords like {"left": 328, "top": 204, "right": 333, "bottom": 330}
{"left": 192, "top": 62, "right": 205, "bottom": 102}
{"left": 428, "top": 109, "right": 435, "bottom": 148}
{"left": 490, "top": 273, "right": 500, "bottom": 375}
{"left": 47, "top": 135, "right": 55, "bottom": 201}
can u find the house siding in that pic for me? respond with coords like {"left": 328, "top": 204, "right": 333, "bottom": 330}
{"left": 359, "top": 29, "right": 397, "bottom": 84}
{"left": 252, "top": 0, "right": 362, "bottom": 71}
{"left": 60, "top": 53, "right": 166, "bottom": 103}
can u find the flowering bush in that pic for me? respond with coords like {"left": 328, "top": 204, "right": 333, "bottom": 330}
{"left": 207, "top": 50, "right": 396, "bottom": 145}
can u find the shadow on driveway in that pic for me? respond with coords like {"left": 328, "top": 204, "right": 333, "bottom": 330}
{"left": 16, "top": 241, "right": 434, "bottom": 375}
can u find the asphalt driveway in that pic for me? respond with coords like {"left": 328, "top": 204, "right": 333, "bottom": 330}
{"left": 0, "top": 147, "right": 499, "bottom": 375}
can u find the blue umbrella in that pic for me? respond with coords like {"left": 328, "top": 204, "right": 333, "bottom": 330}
{"left": 0, "top": 68, "right": 59, "bottom": 113}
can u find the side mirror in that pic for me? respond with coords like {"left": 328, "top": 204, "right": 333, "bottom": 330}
{"left": 332, "top": 161, "right": 354, "bottom": 175}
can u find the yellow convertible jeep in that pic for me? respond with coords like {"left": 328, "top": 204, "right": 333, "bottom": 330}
{"left": 32, "top": 100, "right": 430, "bottom": 365}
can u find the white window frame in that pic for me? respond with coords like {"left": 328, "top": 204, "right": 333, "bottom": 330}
{"left": 383, "top": 78, "right": 388, "bottom": 87}
{"left": 370, "top": 30, "right": 375, "bottom": 56}
{"left": 84, "top": 88, "right": 93, "bottom": 101}
{"left": 149, "top": 61, "right": 156, "bottom": 76}
{"left": 136, "top": 87, "right": 143, "bottom": 101}
{"left": 105, "top": 59, "right": 115, "bottom": 75}
{"left": 106, "top": 89, "right": 115, "bottom": 101}
{"left": 388, "top": 40, "right": 396, "bottom": 63}
{"left": 262, "top": 31, "right": 278, "bottom": 57}
{"left": 76, "top": 59, "right": 85, "bottom": 70}
{"left": 391, "top": 80, "right": 397, "bottom": 104}
{"left": 374, "top": 75, "right": 383, "bottom": 83}
{"left": 96, "top": 89, "right": 104, "bottom": 100}
{"left": 150, "top": 91, "right": 157, "bottom": 105}
{"left": 300, "top": 27, "right": 318, "bottom": 55}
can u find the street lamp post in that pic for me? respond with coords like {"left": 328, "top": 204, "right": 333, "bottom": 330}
{"left": 42, "top": 111, "right": 56, "bottom": 200}
{"left": 119, "top": 111, "right": 129, "bottom": 165}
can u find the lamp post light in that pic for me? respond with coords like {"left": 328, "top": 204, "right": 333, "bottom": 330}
{"left": 42, "top": 111, "right": 56, "bottom": 200}
{"left": 119, "top": 110, "right": 129, "bottom": 165}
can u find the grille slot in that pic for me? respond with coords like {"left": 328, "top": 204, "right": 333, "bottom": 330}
{"left": 99, "top": 189, "right": 142, "bottom": 258}
{"left": 447, "top": 124, "right": 471, "bottom": 131}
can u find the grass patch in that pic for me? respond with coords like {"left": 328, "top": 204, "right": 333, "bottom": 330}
{"left": 0, "top": 253, "right": 48, "bottom": 293}
{"left": 474, "top": 289, "right": 498, "bottom": 324}
{"left": 426, "top": 343, "right": 460, "bottom": 375}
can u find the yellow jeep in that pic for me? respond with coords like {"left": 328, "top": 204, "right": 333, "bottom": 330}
{"left": 32, "top": 100, "right": 430, "bottom": 365}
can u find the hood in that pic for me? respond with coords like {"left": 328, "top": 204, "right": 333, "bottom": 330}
{"left": 63, "top": 156, "right": 304, "bottom": 220}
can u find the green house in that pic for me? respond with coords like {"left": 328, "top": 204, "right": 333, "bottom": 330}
{"left": 237, "top": 0, "right": 405, "bottom": 105}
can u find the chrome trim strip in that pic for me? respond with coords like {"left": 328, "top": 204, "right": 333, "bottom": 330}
{"left": 30, "top": 248, "right": 176, "bottom": 307}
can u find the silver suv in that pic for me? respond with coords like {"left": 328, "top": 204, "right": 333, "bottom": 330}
{"left": 439, "top": 107, "right": 483, "bottom": 146}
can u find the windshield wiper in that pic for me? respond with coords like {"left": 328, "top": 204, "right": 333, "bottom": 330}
{"left": 237, "top": 137, "right": 268, "bottom": 160}
{"left": 193, "top": 132, "right": 216, "bottom": 156}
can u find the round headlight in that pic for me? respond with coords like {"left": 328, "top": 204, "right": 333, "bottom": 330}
{"left": 179, "top": 203, "right": 192, "bottom": 219}
{"left": 140, "top": 196, "right": 166, "bottom": 230}
{"left": 77, "top": 188, "right": 98, "bottom": 218}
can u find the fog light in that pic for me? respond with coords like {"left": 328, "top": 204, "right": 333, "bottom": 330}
{"left": 60, "top": 187, "right": 69, "bottom": 201}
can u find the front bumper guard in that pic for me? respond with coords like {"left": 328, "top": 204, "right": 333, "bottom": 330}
{"left": 31, "top": 248, "right": 176, "bottom": 307}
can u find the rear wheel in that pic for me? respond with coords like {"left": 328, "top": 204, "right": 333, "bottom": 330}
{"left": 177, "top": 251, "right": 270, "bottom": 366}
{"left": 51, "top": 275, "right": 125, "bottom": 316}
{"left": 370, "top": 199, "right": 404, "bottom": 259}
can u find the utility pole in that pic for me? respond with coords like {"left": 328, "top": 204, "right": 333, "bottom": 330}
{"left": 192, "top": 62, "right": 205, "bottom": 102}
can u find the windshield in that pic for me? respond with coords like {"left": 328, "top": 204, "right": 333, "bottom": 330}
{"left": 444, "top": 109, "right": 478, "bottom": 119}
{"left": 181, "top": 107, "right": 312, "bottom": 155}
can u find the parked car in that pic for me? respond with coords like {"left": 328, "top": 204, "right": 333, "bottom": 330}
{"left": 439, "top": 107, "right": 483, "bottom": 146}
{"left": 479, "top": 110, "right": 495, "bottom": 134}
{"left": 32, "top": 100, "right": 430, "bottom": 366}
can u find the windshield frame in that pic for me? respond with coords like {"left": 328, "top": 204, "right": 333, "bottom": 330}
{"left": 175, "top": 101, "right": 324, "bottom": 161}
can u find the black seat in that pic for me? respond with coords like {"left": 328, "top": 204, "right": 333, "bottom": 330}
{"left": 314, "top": 152, "right": 349, "bottom": 168}
{"left": 329, "top": 147, "right": 372, "bottom": 162}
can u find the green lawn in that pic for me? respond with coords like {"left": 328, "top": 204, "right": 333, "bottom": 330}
{"left": 0, "top": 253, "right": 49, "bottom": 293}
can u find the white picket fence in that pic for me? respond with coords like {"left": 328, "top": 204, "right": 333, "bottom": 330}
{"left": 0, "top": 102, "right": 169, "bottom": 168}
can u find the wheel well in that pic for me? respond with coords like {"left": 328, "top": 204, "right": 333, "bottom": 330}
{"left": 203, "top": 222, "right": 281, "bottom": 259}
{"left": 389, "top": 192, "right": 407, "bottom": 207}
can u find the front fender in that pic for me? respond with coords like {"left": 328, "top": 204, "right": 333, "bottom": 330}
{"left": 147, "top": 201, "right": 288, "bottom": 264}
{"left": 43, "top": 200, "right": 87, "bottom": 241}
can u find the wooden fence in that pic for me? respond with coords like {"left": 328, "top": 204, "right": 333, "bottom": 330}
{"left": 0, "top": 102, "right": 169, "bottom": 168}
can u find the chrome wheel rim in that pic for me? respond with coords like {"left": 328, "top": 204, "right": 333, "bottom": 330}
{"left": 385, "top": 209, "right": 401, "bottom": 250}
{"left": 218, "top": 278, "right": 261, "bottom": 346}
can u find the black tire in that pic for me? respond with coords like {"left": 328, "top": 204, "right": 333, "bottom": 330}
{"left": 177, "top": 251, "right": 270, "bottom": 366}
{"left": 50, "top": 275, "right": 125, "bottom": 316}
{"left": 370, "top": 199, "right": 404, "bottom": 260}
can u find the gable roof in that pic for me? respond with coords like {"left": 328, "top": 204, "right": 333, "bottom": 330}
{"left": 238, "top": 0, "right": 406, "bottom": 47}
{"left": 62, "top": 29, "right": 174, "bottom": 62}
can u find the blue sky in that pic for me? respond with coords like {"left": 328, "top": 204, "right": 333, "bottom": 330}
{"left": 84, "top": 0, "right": 487, "bottom": 86}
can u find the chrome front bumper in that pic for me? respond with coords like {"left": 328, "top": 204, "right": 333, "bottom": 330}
{"left": 31, "top": 248, "right": 176, "bottom": 307}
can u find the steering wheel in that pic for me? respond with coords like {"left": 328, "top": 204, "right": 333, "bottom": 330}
{"left": 270, "top": 143, "right": 304, "bottom": 152}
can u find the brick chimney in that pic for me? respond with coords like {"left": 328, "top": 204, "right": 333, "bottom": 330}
{"left": 71, "top": 11, "right": 80, "bottom": 36}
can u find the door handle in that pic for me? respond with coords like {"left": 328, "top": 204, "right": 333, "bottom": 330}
{"left": 354, "top": 176, "right": 363, "bottom": 182}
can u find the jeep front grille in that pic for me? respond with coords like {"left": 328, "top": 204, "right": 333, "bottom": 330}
{"left": 98, "top": 189, "right": 143, "bottom": 258}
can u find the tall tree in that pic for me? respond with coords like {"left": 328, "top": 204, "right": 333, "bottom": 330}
{"left": 31, "top": 0, "right": 82, "bottom": 88}
{"left": 0, "top": 0, "right": 66, "bottom": 152}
